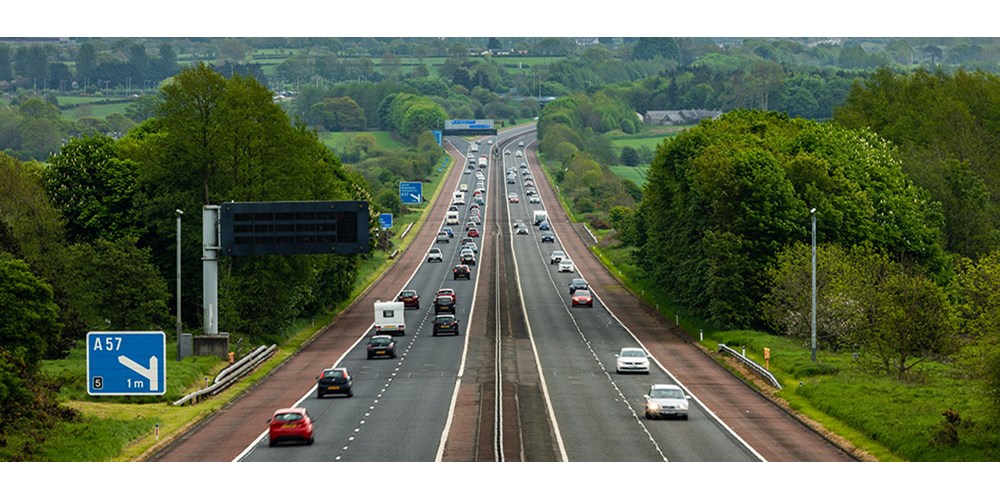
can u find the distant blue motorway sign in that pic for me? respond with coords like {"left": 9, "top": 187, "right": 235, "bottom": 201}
{"left": 86, "top": 331, "right": 166, "bottom": 396}
{"left": 400, "top": 181, "right": 423, "bottom": 204}
{"left": 380, "top": 213, "right": 393, "bottom": 229}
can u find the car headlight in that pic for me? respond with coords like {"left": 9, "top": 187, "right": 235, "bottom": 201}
{"left": 646, "top": 402, "right": 660, "bottom": 411}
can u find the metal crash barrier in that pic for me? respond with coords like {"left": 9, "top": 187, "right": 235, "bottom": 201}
{"left": 717, "top": 343, "right": 782, "bottom": 390}
{"left": 172, "top": 344, "right": 276, "bottom": 406}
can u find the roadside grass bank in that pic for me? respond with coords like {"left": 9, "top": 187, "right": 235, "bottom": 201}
{"left": 33, "top": 151, "right": 454, "bottom": 462}
{"left": 591, "top": 238, "right": 1000, "bottom": 462}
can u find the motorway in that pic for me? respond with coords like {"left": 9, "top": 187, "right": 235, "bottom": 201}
{"left": 150, "top": 124, "right": 855, "bottom": 463}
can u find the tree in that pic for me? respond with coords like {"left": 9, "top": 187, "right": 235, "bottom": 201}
{"left": 131, "top": 64, "right": 373, "bottom": 342}
{"left": 127, "top": 42, "right": 149, "bottom": 81}
{"left": 43, "top": 135, "right": 140, "bottom": 243}
{"left": 764, "top": 242, "right": 865, "bottom": 350}
{"left": 639, "top": 110, "right": 945, "bottom": 328}
{"left": 65, "top": 236, "right": 169, "bottom": 331}
{"left": 0, "top": 44, "right": 12, "bottom": 82}
{"left": 75, "top": 42, "right": 97, "bottom": 84}
{"left": 311, "top": 96, "right": 366, "bottom": 131}
{"left": 631, "top": 38, "right": 679, "bottom": 61}
{"left": 863, "top": 271, "right": 956, "bottom": 379}
{"left": 620, "top": 146, "right": 641, "bottom": 166}
{"left": 0, "top": 255, "right": 61, "bottom": 369}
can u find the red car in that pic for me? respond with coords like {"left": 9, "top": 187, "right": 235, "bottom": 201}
{"left": 436, "top": 288, "right": 457, "bottom": 302}
{"left": 508, "top": 194, "right": 520, "bottom": 203}
{"left": 396, "top": 289, "right": 419, "bottom": 309}
{"left": 268, "top": 407, "right": 314, "bottom": 447}
{"left": 571, "top": 289, "right": 594, "bottom": 308}
{"left": 468, "top": 228, "right": 480, "bottom": 238}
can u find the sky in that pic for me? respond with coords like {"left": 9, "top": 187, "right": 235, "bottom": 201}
{"left": 8, "top": 1, "right": 991, "bottom": 37}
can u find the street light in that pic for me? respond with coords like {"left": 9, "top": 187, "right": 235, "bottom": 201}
{"left": 810, "top": 207, "right": 817, "bottom": 362}
{"left": 175, "top": 209, "right": 183, "bottom": 360}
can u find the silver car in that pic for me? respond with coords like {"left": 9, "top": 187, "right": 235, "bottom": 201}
{"left": 616, "top": 347, "right": 650, "bottom": 374}
{"left": 644, "top": 383, "right": 690, "bottom": 420}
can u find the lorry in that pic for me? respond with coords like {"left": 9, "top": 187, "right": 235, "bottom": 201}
{"left": 374, "top": 301, "right": 405, "bottom": 336}
{"left": 533, "top": 210, "right": 548, "bottom": 225}
{"left": 446, "top": 210, "right": 460, "bottom": 225}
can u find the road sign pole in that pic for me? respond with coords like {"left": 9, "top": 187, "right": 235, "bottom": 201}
{"left": 203, "top": 206, "right": 220, "bottom": 336}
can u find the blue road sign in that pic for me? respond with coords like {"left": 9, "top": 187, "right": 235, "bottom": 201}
{"left": 400, "top": 181, "right": 423, "bottom": 204}
{"left": 380, "top": 213, "right": 393, "bottom": 229}
{"left": 433, "top": 130, "right": 442, "bottom": 145}
{"left": 87, "top": 331, "right": 166, "bottom": 396}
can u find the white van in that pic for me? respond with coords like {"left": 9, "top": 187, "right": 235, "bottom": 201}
{"left": 533, "top": 210, "right": 548, "bottom": 225}
{"left": 446, "top": 210, "right": 460, "bottom": 225}
{"left": 452, "top": 191, "right": 465, "bottom": 205}
{"left": 374, "top": 301, "right": 405, "bottom": 336}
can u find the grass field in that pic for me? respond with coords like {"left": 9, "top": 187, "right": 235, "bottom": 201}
{"left": 57, "top": 96, "right": 135, "bottom": 120}
{"left": 609, "top": 165, "right": 649, "bottom": 186}
{"left": 318, "top": 131, "right": 407, "bottom": 153}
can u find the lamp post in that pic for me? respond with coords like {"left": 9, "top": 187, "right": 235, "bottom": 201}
{"left": 810, "top": 207, "right": 817, "bottom": 362}
{"left": 175, "top": 209, "right": 183, "bottom": 360}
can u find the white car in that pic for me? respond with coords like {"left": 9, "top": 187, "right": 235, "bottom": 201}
{"left": 615, "top": 347, "right": 650, "bottom": 374}
{"left": 427, "top": 248, "right": 443, "bottom": 262}
{"left": 549, "top": 250, "right": 566, "bottom": 264}
{"left": 558, "top": 259, "right": 574, "bottom": 273}
{"left": 644, "top": 383, "right": 690, "bottom": 420}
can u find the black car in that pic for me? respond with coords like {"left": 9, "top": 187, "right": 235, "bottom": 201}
{"left": 366, "top": 335, "right": 397, "bottom": 359}
{"left": 569, "top": 278, "right": 589, "bottom": 294}
{"left": 435, "top": 295, "right": 456, "bottom": 314}
{"left": 541, "top": 232, "right": 555, "bottom": 243}
{"left": 461, "top": 251, "right": 476, "bottom": 266}
{"left": 316, "top": 367, "right": 352, "bottom": 398}
{"left": 433, "top": 314, "right": 460, "bottom": 336}
{"left": 453, "top": 264, "right": 471, "bottom": 280}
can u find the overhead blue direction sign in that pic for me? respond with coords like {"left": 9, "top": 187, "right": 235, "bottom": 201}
{"left": 87, "top": 331, "right": 166, "bottom": 396}
{"left": 399, "top": 181, "right": 423, "bottom": 204}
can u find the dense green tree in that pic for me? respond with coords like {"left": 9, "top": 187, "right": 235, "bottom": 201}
{"left": 311, "top": 96, "right": 366, "bottom": 131}
{"left": 43, "top": 135, "right": 139, "bottom": 243}
{"left": 835, "top": 68, "right": 1000, "bottom": 258}
{"left": 639, "top": 109, "right": 946, "bottom": 328}
{"left": 631, "top": 38, "right": 679, "bottom": 61}
{"left": 75, "top": 42, "right": 98, "bottom": 84}
{"left": 0, "top": 44, "right": 12, "bottom": 82}
{"left": 127, "top": 42, "right": 149, "bottom": 81}
{"left": 0, "top": 255, "right": 61, "bottom": 368}
{"left": 129, "top": 64, "right": 373, "bottom": 341}
{"left": 620, "top": 146, "right": 640, "bottom": 166}
{"left": 864, "top": 271, "right": 956, "bottom": 378}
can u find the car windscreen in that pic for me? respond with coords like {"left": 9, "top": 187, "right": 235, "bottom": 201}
{"left": 621, "top": 350, "right": 645, "bottom": 358}
{"left": 651, "top": 388, "right": 684, "bottom": 399}
{"left": 274, "top": 413, "right": 303, "bottom": 422}
{"left": 322, "top": 370, "right": 347, "bottom": 382}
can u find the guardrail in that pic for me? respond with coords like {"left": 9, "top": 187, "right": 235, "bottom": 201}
{"left": 400, "top": 222, "right": 414, "bottom": 239}
{"left": 717, "top": 344, "right": 782, "bottom": 390}
{"left": 172, "top": 344, "right": 276, "bottom": 406}
{"left": 583, "top": 224, "right": 598, "bottom": 244}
